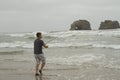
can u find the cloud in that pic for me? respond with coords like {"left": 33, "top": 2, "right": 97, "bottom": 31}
{"left": 0, "top": 0, "right": 119, "bottom": 11}
{"left": 0, "top": 0, "right": 120, "bottom": 32}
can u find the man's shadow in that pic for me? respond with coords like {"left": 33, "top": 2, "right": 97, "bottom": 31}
{"left": 35, "top": 75, "right": 42, "bottom": 80}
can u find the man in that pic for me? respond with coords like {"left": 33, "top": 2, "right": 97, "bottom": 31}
{"left": 34, "top": 32, "right": 48, "bottom": 76}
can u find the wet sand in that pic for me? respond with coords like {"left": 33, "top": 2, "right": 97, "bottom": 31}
{"left": 0, "top": 48, "right": 120, "bottom": 80}
{"left": 0, "top": 59, "right": 120, "bottom": 80}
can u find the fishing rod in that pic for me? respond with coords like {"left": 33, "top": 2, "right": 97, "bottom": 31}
{"left": 45, "top": 37, "right": 58, "bottom": 44}
{"left": 44, "top": 31, "right": 65, "bottom": 44}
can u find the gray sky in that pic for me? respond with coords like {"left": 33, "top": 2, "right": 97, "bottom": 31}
{"left": 0, "top": 0, "right": 120, "bottom": 32}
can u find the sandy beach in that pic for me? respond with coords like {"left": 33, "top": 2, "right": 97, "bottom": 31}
{"left": 0, "top": 48, "right": 120, "bottom": 80}
{"left": 0, "top": 59, "right": 120, "bottom": 80}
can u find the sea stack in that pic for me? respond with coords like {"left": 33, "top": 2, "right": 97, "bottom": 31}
{"left": 99, "top": 20, "right": 120, "bottom": 30}
{"left": 70, "top": 20, "right": 91, "bottom": 30}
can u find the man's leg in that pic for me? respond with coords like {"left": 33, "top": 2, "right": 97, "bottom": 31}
{"left": 35, "top": 54, "right": 41, "bottom": 75}
{"left": 39, "top": 57, "right": 46, "bottom": 74}
{"left": 41, "top": 63, "right": 45, "bottom": 71}
{"left": 36, "top": 64, "right": 39, "bottom": 74}
{"left": 39, "top": 63, "right": 45, "bottom": 74}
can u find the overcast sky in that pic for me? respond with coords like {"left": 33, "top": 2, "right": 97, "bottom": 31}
{"left": 0, "top": 0, "right": 120, "bottom": 32}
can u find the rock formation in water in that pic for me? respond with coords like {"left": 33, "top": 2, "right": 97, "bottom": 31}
{"left": 70, "top": 20, "right": 91, "bottom": 30}
{"left": 99, "top": 20, "right": 120, "bottom": 30}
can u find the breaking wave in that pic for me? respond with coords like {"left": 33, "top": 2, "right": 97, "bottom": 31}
{"left": 0, "top": 29, "right": 120, "bottom": 49}
{"left": 0, "top": 41, "right": 120, "bottom": 50}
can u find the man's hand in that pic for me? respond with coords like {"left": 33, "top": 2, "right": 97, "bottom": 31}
{"left": 43, "top": 44, "right": 48, "bottom": 48}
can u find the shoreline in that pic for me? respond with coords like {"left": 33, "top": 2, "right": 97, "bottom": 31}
{"left": 0, "top": 47, "right": 120, "bottom": 80}
{"left": 0, "top": 59, "right": 120, "bottom": 80}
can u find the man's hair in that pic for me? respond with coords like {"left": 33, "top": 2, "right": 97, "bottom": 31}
{"left": 36, "top": 32, "right": 41, "bottom": 37}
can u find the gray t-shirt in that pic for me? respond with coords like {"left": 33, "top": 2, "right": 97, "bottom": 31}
{"left": 34, "top": 39, "right": 44, "bottom": 54}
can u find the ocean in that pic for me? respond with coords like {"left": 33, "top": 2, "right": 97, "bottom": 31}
{"left": 0, "top": 29, "right": 120, "bottom": 80}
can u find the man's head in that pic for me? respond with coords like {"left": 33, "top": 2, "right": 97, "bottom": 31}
{"left": 36, "top": 32, "right": 42, "bottom": 38}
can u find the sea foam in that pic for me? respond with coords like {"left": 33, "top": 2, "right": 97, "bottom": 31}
{"left": 0, "top": 29, "right": 120, "bottom": 50}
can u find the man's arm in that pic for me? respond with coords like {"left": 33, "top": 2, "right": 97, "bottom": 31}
{"left": 43, "top": 43, "right": 48, "bottom": 48}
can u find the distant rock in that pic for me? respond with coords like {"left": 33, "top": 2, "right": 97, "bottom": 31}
{"left": 99, "top": 20, "right": 120, "bottom": 30}
{"left": 70, "top": 20, "right": 91, "bottom": 30}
